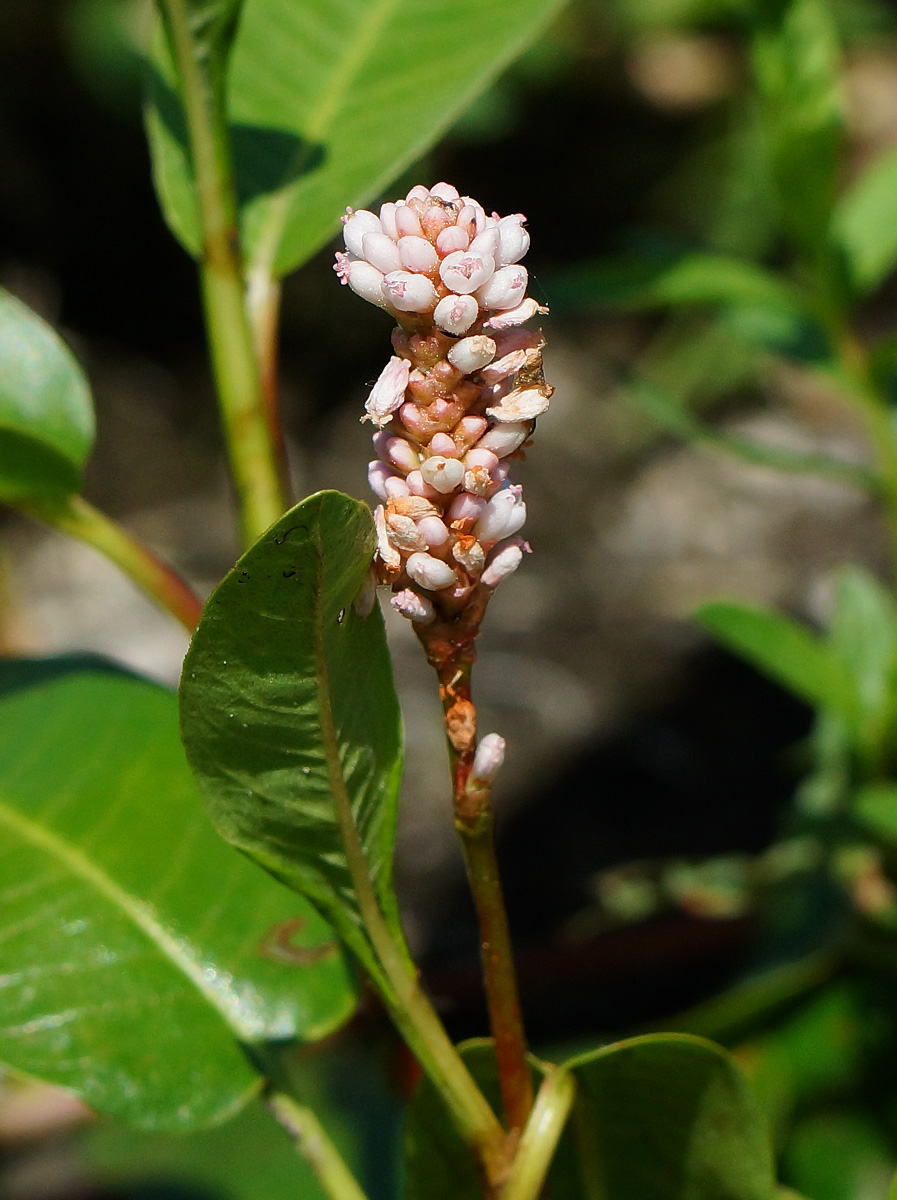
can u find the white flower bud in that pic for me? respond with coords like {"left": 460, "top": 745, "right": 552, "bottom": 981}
{"left": 476, "top": 264, "right": 528, "bottom": 311}
{"left": 477, "top": 421, "right": 532, "bottom": 457}
{"left": 433, "top": 294, "right": 478, "bottom": 334}
{"left": 391, "top": 588, "right": 436, "bottom": 624}
{"left": 483, "top": 298, "right": 548, "bottom": 329}
{"left": 436, "top": 226, "right": 470, "bottom": 255}
{"left": 398, "top": 235, "right": 438, "bottom": 274}
{"left": 406, "top": 552, "right": 458, "bottom": 591}
{"left": 420, "top": 455, "right": 464, "bottom": 494}
{"left": 364, "top": 356, "right": 410, "bottom": 426}
{"left": 481, "top": 537, "right": 528, "bottom": 587}
{"left": 447, "top": 335, "right": 496, "bottom": 374}
{"left": 474, "top": 483, "right": 526, "bottom": 544}
{"left": 468, "top": 733, "right": 506, "bottom": 787}
{"left": 495, "top": 215, "right": 530, "bottom": 265}
{"left": 395, "top": 205, "right": 423, "bottom": 237}
{"left": 452, "top": 536, "right": 486, "bottom": 575}
{"left": 379, "top": 201, "right": 399, "bottom": 239}
{"left": 362, "top": 231, "right": 402, "bottom": 274}
{"left": 343, "top": 209, "right": 382, "bottom": 257}
{"left": 382, "top": 271, "right": 438, "bottom": 313}
{"left": 469, "top": 228, "right": 500, "bottom": 261}
{"left": 430, "top": 181, "right": 460, "bottom": 201}
{"left": 406, "top": 184, "right": 430, "bottom": 203}
{"left": 334, "top": 254, "right": 390, "bottom": 308}
{"left": 385, "top": 476, "right": 411, "bottom": 500}
{"left": 487, "top": 384, "right": 553, "bottom": 423}
{"left": 480, "top": 349, "right": 527, "bottom": 385}
{"left": 439, "top": 250, "right": 495, "bottom": 295}
{"left": 458, "top": 203, "right": 486, "bottom": 236}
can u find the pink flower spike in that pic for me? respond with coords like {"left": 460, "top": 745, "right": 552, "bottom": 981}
{"left": 382, "top": 271, "right": 438, "bottom": 313}
{"left": 439, "top": 250, "right": 495, "bottom": 295}
{"left": 391, "top": 588, "right": 436, "bottom": 625}
{"left": 398, "top": 235, "right": 439, "bottom": 274}
{"left": 364, "top": 356, "right": 411, "bottom": 427}
{"left": 436, "top": 226, "right": 470, "bottom": 255}
{"left": 433, "top": 294, "right": 478, "bottom": 335}
{"left": 476, "top": 264, "right": 528, "bottom": 311}
{"left": 430, "top": 181, "right": 460, "bottom": 201}
{"left": 483, "top": 298, "right": 549, "bottom": 329}
{"left": 481, "top": 537, "right": 528, "bottom": 588}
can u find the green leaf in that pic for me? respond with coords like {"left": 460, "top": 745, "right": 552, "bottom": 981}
{"left": 404, "top": 1037, "right": 776, "bottom": 1200}
{"left": 0, "top": 288, "right": 95, "bottom": 501}
{"left": 785, "top": 1113, "right": 894, "bottom": 1200}
{"left": 695, "top": 601, "right": 851, "bottom": 715}
{"left": 749, "top": 0, "right": 844, "bottom": 260}
{"left": 0, "top": 664, "right": 355, "bottom": 1132}
{"left": 179, "top": 490, "right": 404, "bottom": 986}
{"left": 854, "top": 783, "right": 897, "bottom": 844}
{"left": 557, "top": 1034, "right": 776, "bottom": 1200}
{"left": 832, "top": 143, "right": 897, "bottom": 295}
{"left": 146, "top": 0, "right": 566, "bottom": 275}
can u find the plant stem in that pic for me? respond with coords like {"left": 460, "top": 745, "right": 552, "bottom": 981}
{"left": 246, "top": 265, "right": 293, "bottom": 504}
{"left": 159, "top": 0, "right": 287, "bottom": 547}
{"left": 18, "top": 494, "right": 202, "bottom": 631}
{"left": 417, "top": 592, "right": 534, "bottom": 1134}
{"left": 313, "top": 557, "right": 511, "bottom": 1191}
{"left": 502, "top": 1066, "right": 577, "bottom": 1200}
{"left": 267, "top": 1092, "right": 369, "bottom": 1200}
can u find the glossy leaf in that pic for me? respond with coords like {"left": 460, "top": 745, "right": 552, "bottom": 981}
{"left": 695, "top": 601, "right": 851, "bottom": 716}
{"left": 749, "top": 0, "right": 844, "bottom": 260}
{"left": 405, "top": 1036, "right": 776, "bottom": 1200}
{"left": 0, "top": 664, "right": 355, "bottom": 1132}
{"left": 179, "top": 491, "right": 404, "bottom": 985}
{"left": 833, "top": 143, "right": 897, "bottom": 295}
{"left": 146, "top": 0, "right": 566, "bottom": 275}
{"left": 0, "top": 288, "right": 95, "bottom": 501}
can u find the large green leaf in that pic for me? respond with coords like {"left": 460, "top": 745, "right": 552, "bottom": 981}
{"left": 404, "top": 1037, "right": 776, "bottom": 1200}
{"left": 695, "top": 601, "right": 851, "bottom": 716}
{"left": 0, "top": 288, "right": 95, "bottom": 501}
{"left": 832, "top": 143, "right": 897, "bottom": 295}
{"left": 146, "top": 0, "right": 566, "bottom": 275}
{"left": 0, "top": 664, "right": 355, "bottom": 1132}
{"left": 179, "top": 490, "right": 404, "bottom": 985}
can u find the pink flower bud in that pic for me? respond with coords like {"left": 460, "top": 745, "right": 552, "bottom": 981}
{"left": 384, "top": 435, "right": 420, "bottom": 474}
{"left": 455, "top": 416, "right": 488, "bottom": 449}
{"left": 406, "top": 552, "right": 458, "bottom": 591}
{"left": 420, "top": 455, "right": 464, "bottom": 494}
{"left": 469, "top": 228, "right": 500, "bottom": 261}
{"left": 391, "top": 588, "right": 436, "bottom": 624}
{"left": 343, "top": 209, "right": 382, "bottom": 257}
{"left": 398, "top": 235, "right": 439, "bottom": 274}
{"left": 436, "top": 226, "right": 470, "bottom": 255}
{"left": 334, "top": 254, "right": 390, "bottom": 308}
{"left": 368, "top": 460, "right": 395, "bottom": 501}
{"left": 395, "top": 205, "right": 423, "bottom": 237}
{"left": 458, "top": 203, "right": 485, "bottom": 236}
{"left": 481, "top": 537, "right": 529, "bottom": 587}
{"left": 429, "top": 432, "right": 458, "bottom": 457}
{"left": 382, "top": 271, "right": 438, "bottom": 313}
{"left": 418, "top": 514, "right": 452, "bottom": 548}
{"left": 364, "top": 356, "right": 410, "bottom": 426}
{"left": 468, "top": 733, "right": 506, "bottom": 786}
{"left": 474, "top": 483, "right": 526, "bottom": 544}
{"left": 464, "top": 447, "right": 500, "bottom": 472}
{"left": 405, "top": 470, "right": 441, "bottom": 500}
{"left": 447, "top": 335, "right": 496, "bottom": 374}
{"left": 384, "top": 475, "right": 411, "bottom": 500}
{"left": 430, "top": 181, "right": 460, "bottom": 201}
{"left": 447, "top": 492, "right": 486, "bottom": 527}
{"left": 477, "top": 264, "right": 528, "bottom": 311}
{"left": 483, "top": 298, "right": 548, "bottom": 329}
{"left": 496, "top": 215, "right": 530, "bottom": 265}
{"left": 362, "top": 231, "right": 402, "bottom": 274}
{"left": 439, "top": 251, "right": 495, "bottom": 295}
{"left": 406, "top": 184, "right": 431, "bottom": 203}
{"left": 379, "top": 202, "right": 399, "bottom": 239}
{"left": 477, "top": 421, "right": 532, "bottom": 457}
{"left": 433, "top": 294, "right": 479, "bottom": 335}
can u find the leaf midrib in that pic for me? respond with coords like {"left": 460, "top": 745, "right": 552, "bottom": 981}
{"left": 0, "top": 797, "right": 261, "bottom": 1038}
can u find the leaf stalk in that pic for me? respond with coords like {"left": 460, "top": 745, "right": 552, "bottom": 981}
{"left": 502, "top": 1066, "right": 577, "bottom": 1200}
{"left": 267, "top": 1091, "right": 370, "bottom": 1200}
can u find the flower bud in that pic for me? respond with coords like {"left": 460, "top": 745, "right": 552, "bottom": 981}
{"left": 363, "top": 356, "right": 410, "bottom": 426}
{"left": 430, "top": 181, "right": 460, "bottom": 201}
{"left": 474, "top": 483, "right": 526, "bottom": 544}
{"left": 447, "top": 491, "right": 487, "bottom": 527}
{"left": 384, "top": 475, "right": 411, "bottom": 500}
{"left": 382, "top": 271, "right": 438, "bottom": 313}
{"left": 379, "top": 201, "right": 399, "bottom": 238}
{"left": 477, "top": 421, "right": 532, "bottom": 458}
{"left": 405, "top": 470, "right": 441, "bottom": 500}
{"left": 386, "top": 513, "right": 427, "bottom": 551}
{"left": 342, "top": 209, "right": 382, "bottom": 257}
{"left": 469, "top": 228, "right": 501, "bottom": 261}
{"left": 395, "top": 205, "right": 423, "bottom": 237}
{"left": 368, "top": 460, "right": 395, "bottom": 501}
{"left": 480, "top": 349, "right": 527, "bottom": 384}
{"left": 468, "top": 733, "right": 506, "bottom": 787}
{"left": 384, "top": 435, "right": 419, "bottom": 474}
{"left": 334, "top": 254, "right": 390, "bottom": 308}
{"left": 495, "top": 214, "right": 530, "bottom": 265}
{"left": 433, "top": 294, "right": 478, "bottom": 334}
{"left": 447, "top": 335, "right": 496, "bottom": 374}
{"left": 455, "top": 416, "right": 488, "bottom": 450}
{"left": 439, "top": 250, "right": 495, "bottom": 295}
{"left": 458, "top": 203, "right": 485, "bottom": 236}
{"left": 421, "top": 205, "right": 455, "bottom": 241}
{"left": 398, "top": 235, "right": 439, "bottom": 274}
{"left": 406, "top": 552, "right": 458, "bottom": 591}
{"left": 481, "top": 537, "right": 528, "bottom": 587}
{"left": 418, "top": 514, "right": 451, "bottom": 548}
{"left": 464, "top": 447, "right": 500, "bottom": 472}
{"left": 391, "top": 588, "right": 436, "bottom": 624}
{"left": 483, "top": 298, "right": 548, "bottom": 329}
{"left": 477, "top": 264, "right": 528, "bottom": 311}
{"left": 406, "top": 184, "right": 430, "bottom": 203}
{"left": 429, "top": 432, "right": 458, "bottom": 457}
{"left": 362, "top": 231, "right": 402, "bottom": 274}
{"left": 436, "top": 226, "right": 469, "bottom": 255}
{"left": 420, "top": 455, "right": 464, "bottom": 494}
